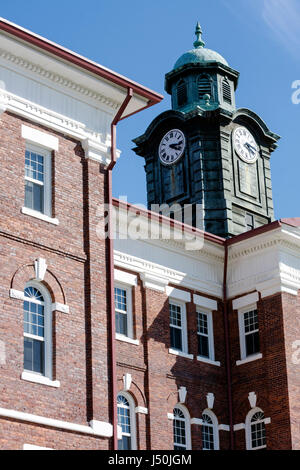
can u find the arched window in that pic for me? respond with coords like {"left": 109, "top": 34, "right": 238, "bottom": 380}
{"left": 177, "top": 80, "right": 187, "bottom": 107}
{"left": 201, "top": 410, "right": 219, "bottom": 450}
{"left": 198, "top": 75, "right": 212, "bottom": 100}
{"left": 222, "top": 78, "right": 232, "bottom": 105}
{"left": 173, "top": 405, "right": 191, "bottom": 450}
{"left": 117, "top": 392, "right": 137, "bottom": 450}
{"left": 23, "top": 282, "right": 52, "bottom": 378}
{"left": 246, "top": 408, "right": 267, "bottom": 450}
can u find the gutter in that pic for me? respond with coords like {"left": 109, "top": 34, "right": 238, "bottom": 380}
{"left": 223, "top": 240, "right": 234, "bottom": 449}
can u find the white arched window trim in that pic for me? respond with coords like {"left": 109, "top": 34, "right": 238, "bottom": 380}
{"left": 117, "top": 391, "right": 137, "bottom": 450}
{"left": 202, "top": 408, "right": 220, "bottom": 450}
{"left": 173, "top": 404, "right": 192, "bottom": 450}
{"left": 23, "top": 280, "right": 53, "bottom": 380}
{"left": 245, "top": 407, "right": 270, "bottom": 450}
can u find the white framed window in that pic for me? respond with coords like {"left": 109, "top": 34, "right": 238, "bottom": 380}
{"left": 117, "top": 392, "right": 137, "bottom": 450}
{"left": 169, "top": 300, "right": 188, "bottom": 354}
{"left": 245, "top": 408, "right": 267, "bottom": 450}
{"left": 23, "top": 281, "right": 52, "bottom": 379}
{"left": 201, "top": 409, "right": 219, "bottom": 450}
{"left": 238, "top": 305, "right": 260, "bottom": 361}
{"left": 197, "top": 309, "right": 215, "bottom": 361}
{"left": 173, "top": 405, "right": 191, "bottom": 450}
{"left": 114, "top": 283, "right": 134, "bottom": 339}
{"left": 24, "top": 143, "right": 52, "bottom": 217}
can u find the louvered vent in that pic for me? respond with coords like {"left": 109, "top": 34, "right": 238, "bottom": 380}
{"left": 222, "top": 79, "right": 232, "bottom": 104}
{"left": 177, "top": 81, "right": 187, "bottom": 106}
{"left": 198, "top": 77, "right": 211, "bottom": 99}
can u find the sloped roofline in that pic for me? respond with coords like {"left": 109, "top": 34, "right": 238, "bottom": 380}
{"left": 0, "top": 17, "right": 163, "bottom": 110}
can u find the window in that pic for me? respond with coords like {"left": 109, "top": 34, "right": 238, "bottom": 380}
{"left": 201, "top": 410, "right": 219, "bottom": 450}
{"left": 244, "top": 310, "right": 260, "bottom": 357}
{"left": 197, "top": 310, "right": 215, "bottom": 360}
{"left": 169, "top": 301, "right": 188, "bottom": 353}
{"left": 24, "top": 144, "right": 52, "bottom": 216}
{"left": 173, "top": 405, "right": 191, "bottom": 450}
{"left": 114, "top": 284, "right": 133, "bottom": 339}
{"left": 117, "top": 393, "right": 137, "bottom": 450}
{"left": 198, "top": 75, "right": 212, "bottom": 100}
{"left": 246, "top": 213, "right": 254, "bottom": 231}
{"left": 222, "top": 78, "right": 232, "bottom": 105}
{"left": 23, "top": 283, "right": 52, "bottom": 378}
{"left": 177, "top": 80, "right": 187, "bottom": 107}
{"left": 238, "top": 307, "right": 260, "bottom": 360}
{"left": 246, "top": 408, "right": 267, "bottom": 450}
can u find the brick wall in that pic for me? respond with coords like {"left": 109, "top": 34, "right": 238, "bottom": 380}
{"left": 0, "top": 111, "right": 111, "bottom": 450}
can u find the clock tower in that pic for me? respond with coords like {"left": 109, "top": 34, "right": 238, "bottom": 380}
{"left": 133, "top": 23, "right": 280, "bottom": 238}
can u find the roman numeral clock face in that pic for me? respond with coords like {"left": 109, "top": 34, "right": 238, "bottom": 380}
{"left": 158, "top": 129, "right": 186, "bottom": 166}
{"left": 233, "top": 127, "right": 259, "bottom": 164}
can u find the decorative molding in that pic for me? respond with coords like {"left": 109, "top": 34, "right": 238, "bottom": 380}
{"left": 114, "top": 250, "right": 223, "bottom": 299}
{"left": 114, "top": 269, "right": 138, "bottom": 287}
{"left": 0, "top": 89, "right": 116, "bottom": 166}
{"left": 218, "top": 424, "right": 230, "bottom": 431}
{"left": 22, "top": 124, "right": 59, "bottom": 151}
{"left": 206, "top": 393, "right": 215, "bottom": 410}
{"left": 234, "top": 423, "right": 245, "bottom": 431}
{"left": 232, "top": 292, "right": 259, "bottom": 310}
{"left": 10, "top": 288, "right": 25, "bottom": 301}
{"left": 135, "top": 407, "right": 148, "bottom": 415}
{"left": 21, "top": 206, "right": 59, "bottom": 225}
{"left": 169, "top": 349, "right": 193, "bottom": 360}
{"left": 0, "top": 406, "right": 113, "bottom": 437}
{"left": 115, "top": 334, "right": 139, "bottom": 346}
{"left": 178, "top": 386, "right": 187, "bottom": 404}
{"left": 196, "top": 356, "right": 221, "bottom": 367}
{"left": 52, "top": 303, "right": 69, "bottom": 314}
{"left": 191, "top": 418, "right": 203, "bottom": 425}
{"left": 166, "top": 286, "right": 191, "bottom": 303}
{"left": 236, "top": 353, "right": 262, "bottom": 366}
{"left": 0, "top": 48, "right": 120, "bottom": 110}
{"left": 21, "top": 371, "right": 60, "bottom": 388}
{"left": 123, "top": 373, "right": 132, "bottom": 392}
{"left": 140, "top": 272, "right": 169, "bottom": 293}
{"left": 34, "top": 257, "right": 47, "bottom": 281}
{"left": 248, "top": 392, "right": 257, "bottom": 409}
{"left": 193, "top": 294, "right": 218, "bottom": 311}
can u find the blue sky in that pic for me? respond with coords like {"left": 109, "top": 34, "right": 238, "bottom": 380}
{"left": 1, "top": 0, "right": 300, "bottom": 219}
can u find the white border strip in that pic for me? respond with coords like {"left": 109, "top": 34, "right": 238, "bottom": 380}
{"left": 0, "top": 407, "right": 112, "bottom": 437}
{"left": 166, "top": 286, "right": 191, "bottom": 303}
{"left": 22, "top": 124, "right": 59, "bottom": 151}
{"left": 232, "top": 292, "right": 259, "bottom": 310}
{"left": 193, "top": 294, "right": 218, "bottom": 311}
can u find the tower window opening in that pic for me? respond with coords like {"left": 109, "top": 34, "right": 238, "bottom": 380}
{"left": 177, "top": 80, "right": 187, "bottom": 107}
{"left": 198, "top": 76, "right": 212, "bottom": 100}
{"left": 222, "top": 78, "right": 232, "bottom": 104}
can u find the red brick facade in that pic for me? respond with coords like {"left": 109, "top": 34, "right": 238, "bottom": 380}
{"left": 0, "top": 110, "right": 299, "bottom": 450}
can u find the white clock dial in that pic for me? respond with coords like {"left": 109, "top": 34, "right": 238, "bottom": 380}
{"left": 233, "top": 127, "right": 259, "bottom": 164}
{"left": 158, "top": 129, "right": 186, "bottom": 165}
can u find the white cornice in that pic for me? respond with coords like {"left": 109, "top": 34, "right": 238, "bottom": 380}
{"left": 0, "top": 88, "right": 121, "bottom": 165}
{"left": 0, "top": 48, "right": 119, "bottom": 111}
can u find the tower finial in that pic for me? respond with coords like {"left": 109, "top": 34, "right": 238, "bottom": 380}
{"left": 193, "top": 21, "right": 205, "bottom": 48}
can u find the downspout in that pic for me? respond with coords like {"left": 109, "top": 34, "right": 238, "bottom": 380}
{"left": 107, "top": 87, "right": 133, "bottom": 449}
{"left": 223, "top": 241, "right": 234, "bottom": 449}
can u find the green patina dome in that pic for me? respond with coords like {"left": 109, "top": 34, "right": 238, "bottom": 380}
{"left": 173, "top": 22, "right": 228, "bottom": 70}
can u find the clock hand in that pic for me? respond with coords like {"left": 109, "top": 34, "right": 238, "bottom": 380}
{"left": 169, "top": 141, "right": 183, "bottom": 150}
{"left": 244, "top": 143, "right": 255, "bottom": 155}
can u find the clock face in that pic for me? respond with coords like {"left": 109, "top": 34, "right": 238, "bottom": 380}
{"left": 233, "top": 126, "right": 259, "bottom": 164}
{"left": 158, "top": 129, "right": 186, "bottom": 166}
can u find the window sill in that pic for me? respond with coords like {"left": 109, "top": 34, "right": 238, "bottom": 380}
{"left": 169, "top": 349, "right": 193, "bottom": 360}
{"left": 115, "top": 334, "right": 139, "bottom": 346}
{"left": 236, "top": 353, "right": 262, "bottom": 366}
{"left": 196, "top": 356, "right": 221, "bottom": 367}
{"left": 21, "top": 207, "right": 59, "bottom": 225}
{"left": 21, "top": 371, "right": 60, "bottom": 388}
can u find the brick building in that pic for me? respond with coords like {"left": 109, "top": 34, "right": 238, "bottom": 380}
{"left": 0, "top": 18, "right": 299, "bottom": 451}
